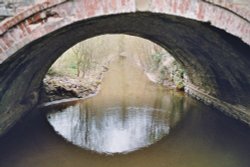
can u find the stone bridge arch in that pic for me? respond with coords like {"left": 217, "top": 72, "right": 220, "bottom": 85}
{"left": 0, "top": 0, "right": 249, "bottom": 135}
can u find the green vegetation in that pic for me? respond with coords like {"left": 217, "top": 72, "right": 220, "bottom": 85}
{"left": 47, "top": 34, "right": 185, "bottom": 90}
{"left": 48, "top": 35, "right": 121, "bottom": 78}
{"left": 172, "top": 62, "right": 185, "bottom": 90}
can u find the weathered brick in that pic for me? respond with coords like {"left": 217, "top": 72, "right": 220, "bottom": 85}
{"left": 0, "top": 0, "right": 248, "bottom": 62}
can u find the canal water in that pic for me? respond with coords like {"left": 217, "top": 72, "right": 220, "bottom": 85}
{"left": 0, "top": 57, "right": 250, "bottom": 167}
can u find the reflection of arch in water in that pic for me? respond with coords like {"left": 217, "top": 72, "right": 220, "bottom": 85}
{"left": 47, "top": 104, "right": 173, "bottom": 154}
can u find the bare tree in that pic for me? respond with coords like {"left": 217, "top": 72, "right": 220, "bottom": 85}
{"left": 71, "top": 42, "right": 93, "bottom": 78}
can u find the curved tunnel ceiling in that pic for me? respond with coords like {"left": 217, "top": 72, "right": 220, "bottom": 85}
{"left": 0, "top": 12, "right": 250, "bottom": 135}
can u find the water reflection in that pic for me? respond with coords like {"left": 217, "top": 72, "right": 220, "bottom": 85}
{"left": 48, "top": 105, "right": 170, "bottom": 153}
{"left": 47, "top": 57, "right": 187, "bottom": 154}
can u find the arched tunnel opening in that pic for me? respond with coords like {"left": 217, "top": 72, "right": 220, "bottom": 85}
{"left": 0, "top": 12, "right": 250, "bottom": 167}
{"left": 1, "top": 12, "right": 250, "bottom": 132}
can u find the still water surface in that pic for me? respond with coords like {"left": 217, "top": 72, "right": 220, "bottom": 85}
{"left": 0, "top": 57, "right": 250, "bottom": 167}
{"left": 48, "top": 106, "right": 170, "bottom": 154}
{"left": 47, "top": 57, "right": 185, "bottom": 154}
